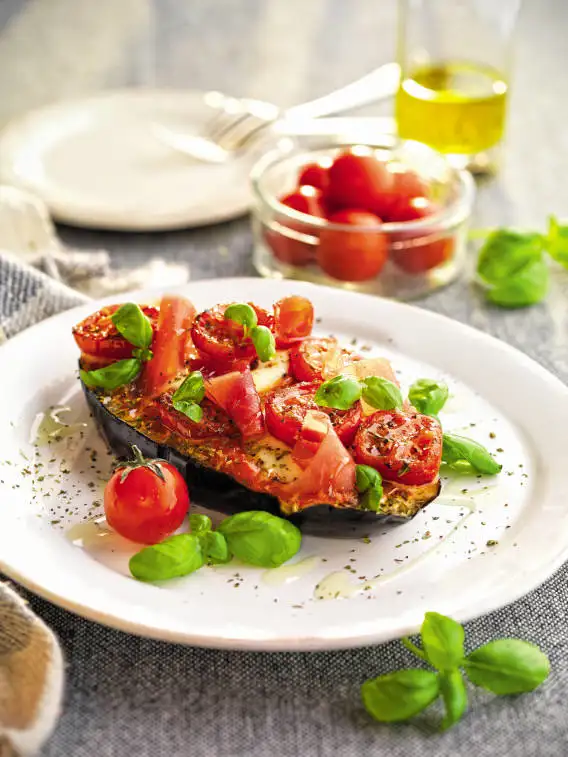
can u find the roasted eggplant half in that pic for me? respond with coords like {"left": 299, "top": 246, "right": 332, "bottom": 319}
{"left": 82, "top": 381, "right": 441, "bottom": 533}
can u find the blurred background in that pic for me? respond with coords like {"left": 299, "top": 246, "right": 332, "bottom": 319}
{"left": 0, "top": 0, "right": 565, "bottom": 276}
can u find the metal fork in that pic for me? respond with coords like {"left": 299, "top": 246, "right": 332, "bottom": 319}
{"left": 152, "top": 62, "right": 400, "bottom": 163}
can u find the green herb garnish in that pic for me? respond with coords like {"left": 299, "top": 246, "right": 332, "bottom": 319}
{"left": 251, "top": 325, "right": 276, "bottom": 363}
{"left": 111, "top": 303, "right": 153, "bottom": 349}
{"left": 408, "top": 378, "right": 449, "bottom": 416}
{"left": 224, "top": 303, "right": 258, "bottom": 335}
{"left": 360, "top": 376, "right": 403, "bottom": 411}
{"left": 80, "top": 358, "right": 142, "bottom": 391}
{"left": 314, "top": 375, "right": 362, "bottom": 410}
{"left": 218, "top": 511, "right": 301, "bottom": 568}
{"left": 129, "top": 533, "right": 204, "bottom": 582}
{"left": 224, "top": 302, "right": 276, "bottom": 362}
{"left": 442, "top": 433, "right": 502, "bottom": 475}
{"left": 355, "top": 464, "right": 383, "bottom": 512}
{"left": 361, "top": 611, "right": 549, "bottom": 729}
{"left": 172, "top": 371, "right": 205, "bottom": 422}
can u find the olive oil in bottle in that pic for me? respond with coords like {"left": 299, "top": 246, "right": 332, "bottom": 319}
{"left": 395, "top": 60, "right": 508, "bottom": 156}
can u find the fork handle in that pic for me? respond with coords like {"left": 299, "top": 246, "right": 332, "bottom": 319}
{"left": 284, "top": 62, "right": 400, "bottom": 122}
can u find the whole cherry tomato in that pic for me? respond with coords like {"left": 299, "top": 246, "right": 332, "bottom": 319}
{"left": 391, "top": 235, "right": 454, "bottom": 274}
{"left": 388, "top": 195, "right": 437, "bottom": 223}
{"left": 382, "top": 168, "right": 431, "bottom": 220}
{"left": 265, "top": 186, "right": 324, "bottom": 266}
{"left": 326, "top": 150, "right": 393, "bottom": 217}
{"left": 317, "top": 209, "right": 387, "bottom": 282}
{"left": 104, "top": 446, "right": 190, "bottom": 544}
{"left": 298, "top": 161, "right": 331, "bottom": 192}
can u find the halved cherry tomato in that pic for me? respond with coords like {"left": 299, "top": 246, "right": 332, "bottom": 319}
{"left": 141, "top": 296, "right": 196, "bottom": 397}
{"left": 298, "top": 161, "right": 330, "bottom": 192}
{"left": 326, "top": 150, "right": 393, "bottom": 217}
{"left": 205, "top": 367, "right": 265, "bottom": 438}
{"left": 354, "top": 410, "right": 442, "bottom": 485}
{"left": 290, "top": 337, "right": 344, "bottom": 383}
{"left": 154, "top": 395, "right": 237, "bottom": 440}
{"left": 265, "top": 382, "right": 362, "bottom": 447}
{"left": 73, "top": 305, "right": 159, "bottom": 359}
{"left": 191, "top": 303, "right": 273, "bottom": 362}
{"left": 273, "top": 296, "right": 314, "bottom": 348}
{"left": 318, "top": 209, "right": 387, "bottom": 282}
{"left": 104, "top": 447, "right": 190, "bottom": 544}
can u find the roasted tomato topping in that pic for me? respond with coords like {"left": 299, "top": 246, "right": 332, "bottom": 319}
{"left": 191, "top": 303, "right": 273, "bottom": 362}
{"left": 73, "top": 305, "right": 159, "bottom": 359}
{"left": 273, "top": 296, "right": 314, "bottom": 348}
{"left": 154, "top": 395, "right": 237, "bottom": 440}
{"left": 354, "top": 410, "right": 442, "bottom": 485}
{"left": 265, "top": 382, "right": 362, "bottom": 448}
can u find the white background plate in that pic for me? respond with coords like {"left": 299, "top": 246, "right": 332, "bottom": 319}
{"left": 0, "top": 90, "right": 257, "bottom": 230}
{"left": 1, "top": 278, "right": 567, "bottom": 650}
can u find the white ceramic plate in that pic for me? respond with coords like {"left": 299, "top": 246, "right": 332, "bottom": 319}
{"left": 1, "top": 278, "right": 567, "bottom": 651}
{"left": 0, "top": 90, "right": 257, "bottom": 230}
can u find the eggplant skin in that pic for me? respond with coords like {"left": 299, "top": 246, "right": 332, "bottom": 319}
{"left": 82, "top": 382, "right": 440, "bottom": 533}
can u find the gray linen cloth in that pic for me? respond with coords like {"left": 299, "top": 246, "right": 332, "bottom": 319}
{"left": 1, "top": 253, "right": 567, "bottom": 757}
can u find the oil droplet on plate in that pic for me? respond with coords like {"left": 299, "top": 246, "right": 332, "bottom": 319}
{"left": 262, "top": 556, "right": 320, "bottom": 586}
{"left": 31, "top": 405, "right": 87, "bottom": 446}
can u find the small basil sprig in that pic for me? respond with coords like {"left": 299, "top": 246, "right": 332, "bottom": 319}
{"left": 111, "top": 303, "right": 153, "bottom": 352}
{"left": 355, "top": 465, "right": 383, "bottom": 512}
{"left": 129, "top": 533, "right": 204, "bottom": 582}
{"left": 218, "top": 511, "right": 301, "bottom": 568}
{"left": 474, "top": 216, "right": 568, "bottom": 309}
{"left": 81, "top": 303, "right": 155, "bottom": 390}
{"left": 224, "top": 302, "right": 276, "bottom": 363}
{"left": 362, "top": 611, "right": 550, "bottom": 730}
{"left": 408, "top": 378, "right": 449, "bottom": 416}
{"left": 80, "top": 358, "right": 142, "bottom": 391}
{"left": 442, "top": 433, "right": 502, "bottom": 475}
{"left": 314, "top": 375, "right": 362, "bottom": 410}
{"left": 188, "top": 512, "right": 231, "bottom": 564}
{"left": 314, "top": 374, "right": 402, "bottom": 412}
{"left": 172, "top": 371, "right": 205, "bottom": 422}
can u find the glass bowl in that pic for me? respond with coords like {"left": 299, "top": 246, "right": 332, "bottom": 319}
{"left": 250, "top": 137, "right": 475, "bottom": 299}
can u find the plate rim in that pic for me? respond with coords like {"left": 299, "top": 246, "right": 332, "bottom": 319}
{"left": 1, "top": 277, "right": 568, "bottom": 651}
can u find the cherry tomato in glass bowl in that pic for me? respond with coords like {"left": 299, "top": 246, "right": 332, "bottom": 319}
{"left": 354, "top": 410, "right": 442, "bottom": 485}
{"left": 391, "top": 235, "right": 455, "bottom": 274}
{"left": 388, "top": 195, "right": 438, "bottom": 223}
{"left": 264, "top": 186, "right": 324, "bottom": 266}
{"left": 317, "top": 209, "right": 387, "bottom": 282}
{"left": 73, "top": 305, "right": 159, "bottom": 359}
{"left": 326, "top": 149, "right": 393, "bottom": 217}
{"left": 381, "top": 167, "right": 431, "bottom": 220}
{"left": 104, "top": 446, "right": 190, "bottom": 544}
{"left": 298, "top": 161, "right": 331, "bottom": 192}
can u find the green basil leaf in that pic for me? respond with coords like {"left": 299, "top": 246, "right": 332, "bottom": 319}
{"left": 218, "top": 511, "right": 301, "bottom": 568}
{"left": 172, "top": 400, "right": 203, "bottom": 422}
{"left": 463, "top": 639, "right": 550, "bottom": 695}
{"left": 314, "top": 375, "right": 362, "bottom": 410}
{"left": 439, "top": 669, "right": 468, "bottom": 731}
{"left": 361, "top": 669, "right": 440, "bottom": 723}
{"left": 80, "top": 358, "right": 141, "bottom": 391}
{"left": 189, "top": 513, "right": 212, "bottom": 534}
{"left": 132, "top": 346, "right": 154, "bottom": 362}
{"left": 545, "top": 215, "right": 568, "bottom": 268}
{"left": 421, "top": 612, "right": 465, "bottom": 671}
{"left": 361, "top": 376, "right": 403, "bottom": 411}
{"left": 251, "top": 325, "right": 276, "bottom": 363}
{"left": 355, "top": 464, "right": 383, "bottom": 512}
{"left": 442, "top": 433, "right": 502, "bottom": 475}
{"left": 111, "top": 303, "right": 153, "bottom": 349}
{"left": 199, "top": 531, "right": 231, "bottom": 564}
{"left": 408, "top": 378, "right": 449, "bottom": 416}
{"left": 129, "top": 533, "right": 204, "bottom": 582}
{"left": 172, "top": 371, "right": 205, "bottom": 420}
{"left": 485, "top": 257, "right": 549, "bottom": 308}
{"left": 476, "top": 230, "right": 544, "bottom": 284}
{"left": 224, "top": 303, "right": 258, "bottom": 334}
